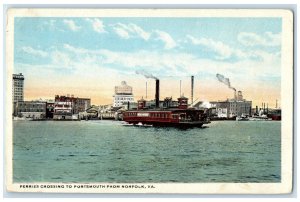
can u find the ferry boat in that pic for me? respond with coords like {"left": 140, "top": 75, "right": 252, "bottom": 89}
{"left": 123, "top": 79, "right": 210, "bottom": 127}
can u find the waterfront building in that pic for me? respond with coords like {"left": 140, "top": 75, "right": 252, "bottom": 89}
{"left": 46, "top": 100, "right": 55, "bottom": 119}
{"left": 206, "top": 100, "right": 252, "bottom": 118}
{"left": 195, "top": 91, "right": 252, "bottom": 119}
{"left": 113, "top": 81, "right": 134, "bottom": 107}
{"left": 53, "top": 95, "right": 91, "bottom": 120}
{"left": 12, "top": 73, "right": 24, "bottom": 103}
{"left": 14, "top": 101, "right": 46, "bottom": 119}
{"left": 120, "top": 102, "right": 138, "bottom": 110}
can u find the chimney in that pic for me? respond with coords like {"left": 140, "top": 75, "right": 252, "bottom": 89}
{"left": 234, "top": 90, "right": 237, "bottom": 101}
{"left": 237, "top": 91, "right": 243, "bottom": 101}
{"left": 155, "top": 79, "right": 159, "bottom": 108}
{"left": 191, "top": 76, "right": 194, "bottom": 105}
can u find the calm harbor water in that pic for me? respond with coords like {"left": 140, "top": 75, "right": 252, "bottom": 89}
{"left": 13, "top": 120, "right": 281, "bottom": 183}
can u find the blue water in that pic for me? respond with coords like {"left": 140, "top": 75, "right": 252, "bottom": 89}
{"left": 13, "top": 120, "right": 281, "bottom": 183}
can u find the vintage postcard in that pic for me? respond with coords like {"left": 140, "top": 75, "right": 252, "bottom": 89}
{"left": 5, "top": 8, "right": 293, "bottom": 194}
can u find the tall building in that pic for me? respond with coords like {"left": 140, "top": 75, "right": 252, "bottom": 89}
{"left": 12, "top": 73, "right": 24, "bottom": 102}
{"left": 113, "top": 81, "right": 134, "bottom": 107}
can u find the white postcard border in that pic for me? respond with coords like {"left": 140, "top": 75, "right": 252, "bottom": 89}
{"left": 5, "top": 8, "right": 294, "bottom": 194}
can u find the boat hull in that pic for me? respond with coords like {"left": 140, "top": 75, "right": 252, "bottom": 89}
{"left": 126, "top": 120, "right": 207, "bottom": 128}
{"left": 123, "top": 108, "right": 210, "bottom": 128}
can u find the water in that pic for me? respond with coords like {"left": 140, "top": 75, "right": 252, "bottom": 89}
{"left": 13, "top": 120, "right": 281, "bottom": 183}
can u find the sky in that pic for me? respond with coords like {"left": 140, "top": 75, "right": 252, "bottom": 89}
{"left": 14, "top": 17, "right": 282, "bottom": 108}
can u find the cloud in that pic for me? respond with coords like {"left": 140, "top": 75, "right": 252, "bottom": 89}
{"left": 187, "top": 35, "right": 238, "bottom": 60}
{"left": 63, "top": 43, "right": 89, "bottom": 54}
{"left": 86, "top": 18, "right": 106, "bottom": 33}
{"left": 63, "top": 19, "right": 81, "bottom": 31}
{"left": 113, "top": 25, "right": 130, "bottom": 39}
{"left": 154, "top": 30, "right": 177, "bottom": 49}
{"left": 129, "top": 23, "right": 151, "bottom": 41}
{"left": 112, "top": 23, "right": 151, "bottom": 41}
{"left": 51, "top": 50, "right": 72, "bottom": 68}
{"left": 238, "top": 32, "right": 281, "bottom": 47}
{"left": 40, "top": 19, "right": 59, "bottom": 31}
{"left": 110, "top": 23, "right": 178, "bottom": 50}
{"left": 59, "top": 43, "right": 280, "bottom": 78}
{"left": 21, "top": 46, "right": 48, "bottom": 57}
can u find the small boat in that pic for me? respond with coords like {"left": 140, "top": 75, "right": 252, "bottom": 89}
{"left": 13, "top": 116, "right": 33, "bottom": 121}
{"left": 249, "top": 115, "right": 271, "bottom": 121}
{"left": 236, "top": 114, "right": 249, "bottom": 121}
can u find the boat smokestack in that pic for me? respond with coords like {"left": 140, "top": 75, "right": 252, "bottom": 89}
{"left": 191, "top": 76, "right": 194, "bottom": 105}
{"left": 155, "top": 79, "right": 160, "bottom": 108}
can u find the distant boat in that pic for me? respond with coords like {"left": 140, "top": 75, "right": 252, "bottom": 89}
{"left": 236, "top": 114, "right": 249, "bottom": 121}
{"left": 13, "top": 116, "right": 33, "bottom": 121}
{"left": 249, "top": 115, "right": 271, "bottom": 121}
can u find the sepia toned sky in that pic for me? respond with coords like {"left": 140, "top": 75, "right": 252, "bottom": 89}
{"left": 14, "top": 17, "right": 282, "bottom": 108}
